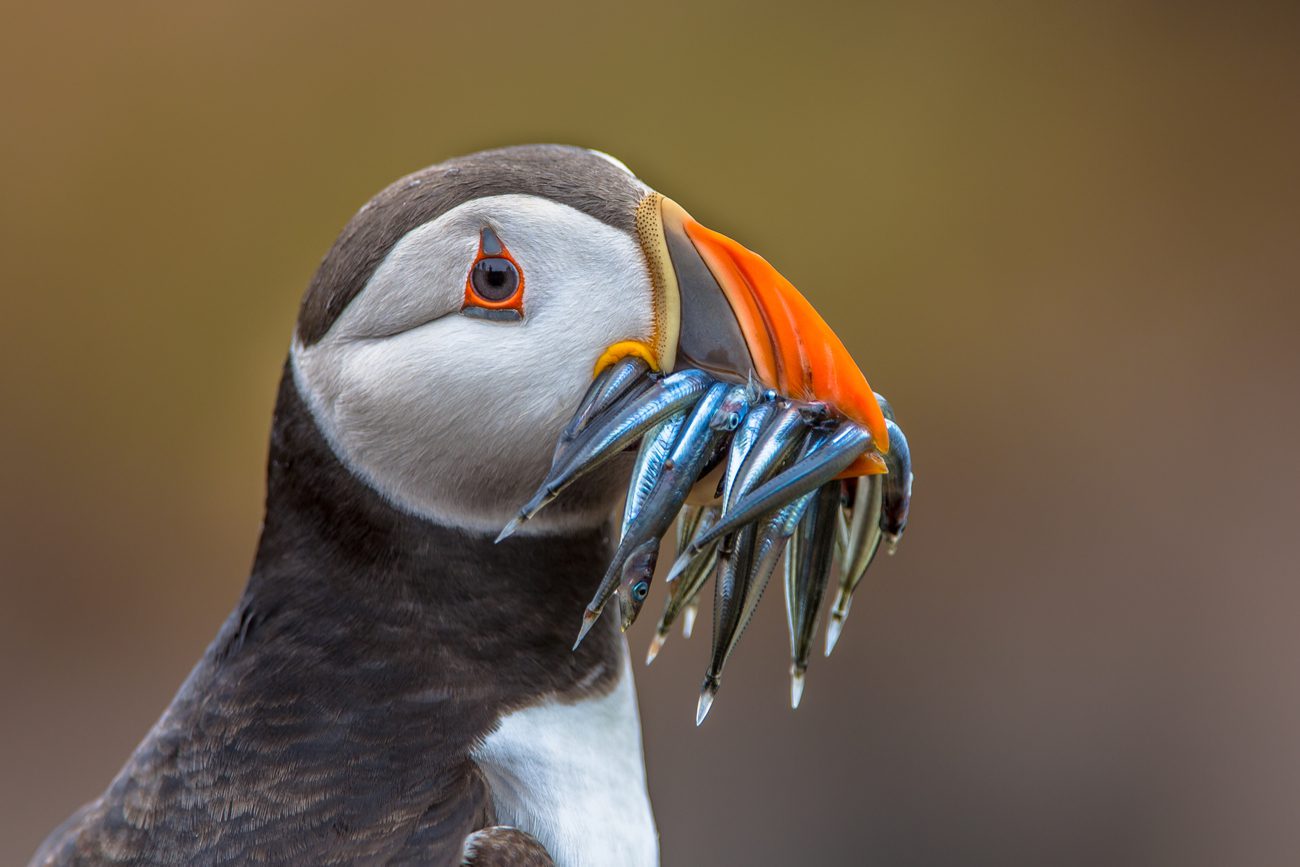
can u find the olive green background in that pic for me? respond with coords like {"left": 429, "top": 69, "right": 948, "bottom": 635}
{"left": 3, "top": 2, "right": 1298, "bottom": 864}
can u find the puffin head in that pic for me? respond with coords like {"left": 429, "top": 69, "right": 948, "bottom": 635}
{"left": 292, "top": 144, "right": 885, "bottom": 534}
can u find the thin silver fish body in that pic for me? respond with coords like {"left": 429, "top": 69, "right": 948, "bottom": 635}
{"left": 720, "top": 398, "right": 776, "bottom": 509}
{"left": 744, "top": 490, "right": 815, "bottom": 625}
{"left": 880, "top": 417, "right": 912, "bottom": 552}
{"left": 823, "top": 399, "right": 898, "bottom": 654}
{"left": 675, "top": 503, "right": 707, "bottom": 554}
{"left": 688, "top": 420, "right": 873, "bottom": 553}
{"left": 784, "top": 481, "right": 840, "bottom": 708}
{"left": 825, "top": 473, "right": 884, "bottom": 656}
{"left": 498, "top": 368, "right": 714, "bottom": 541}
{"left": 703, "top": 488, "right": 815, "bottom": 696}
{"left": 669, "top": 506, "right": 724, "bottom": 643}
{"left": 697, "top": 520, "right": 756, "bottom": 725}
{"left": 622, "top": 413, "right": 686, "bottom": 538}
{"left": 560, "top": 356, "right": 652, "bottom": 447}
{"left": 647, "top": 540, "right": 719, "bottom": 664}
{"left": 571, "top": 382, "right": 730, "bottom": 644}
{"left": 701, "top": 424, "right": 828, "bottom": 697}
{"left": 549, "top": 367, "right": 711, "bottom": 499}
{"left": 663, "top": 400, "right": 800, "bottom": 582}
{"left": 725, "top": 403, "right": 806, "bottom": 510}
{"left": 550, "top": 359, "right": 654, "bottom": 474}
{"left": 659, "top": 399, "right": 773, "bottom": 583}
{"left": 697, "top": 410, "right": 812, "bottom": 722}
{"left": 614, "top": 382, "right": 734, "bottom": 630}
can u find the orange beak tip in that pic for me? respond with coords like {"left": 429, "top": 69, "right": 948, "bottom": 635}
{"left": 859, "top": 397, "right": 890, "bottom": 455}
{"left": 838, "top": 452, "right": 888, "bottom": 479}
{"left": 870, "top": 420, "right": 890, "bottom": 455}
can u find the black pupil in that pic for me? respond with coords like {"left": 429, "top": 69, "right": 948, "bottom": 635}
{"left": 632, "top": 581, "right": 649, "bottom": 601}
{"left": 472, "top": 258, "right": 519, "bottom": 302}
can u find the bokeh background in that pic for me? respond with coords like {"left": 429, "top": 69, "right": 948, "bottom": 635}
{"left": 3, "top": 2, "right": 1299, "bottom": 864}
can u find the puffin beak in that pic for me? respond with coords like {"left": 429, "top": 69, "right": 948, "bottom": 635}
{"left": 631, "top": 193, "right": 889, "bottom": 468}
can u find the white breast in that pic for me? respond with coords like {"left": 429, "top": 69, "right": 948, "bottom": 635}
{"left": 471, "top": 642, "right": 659, "bottom": 867}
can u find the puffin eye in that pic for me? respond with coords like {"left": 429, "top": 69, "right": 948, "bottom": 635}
{"left": 462, "top": 226, "right": 525, "bottom": 321}
{"left": 471, "top": 258, "right": 519, "bottom": 302}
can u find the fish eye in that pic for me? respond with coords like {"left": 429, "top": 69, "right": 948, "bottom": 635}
{"left": 471, "top": 258, "right": 519, "bottom": 302}
{"left": 631, "top": 580, "right": 649, "bottom": 602}
{"left": 709, "top": 407, "right": 742, "bottom": 432}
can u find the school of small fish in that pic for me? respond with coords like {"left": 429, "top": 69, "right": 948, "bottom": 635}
{"left": 497, "top": 356, "right": 913, "bottom": 724}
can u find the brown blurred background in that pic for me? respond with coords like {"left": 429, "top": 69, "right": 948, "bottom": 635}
{"left": 3, "top": 1, "right": 1298, "bottom": 864}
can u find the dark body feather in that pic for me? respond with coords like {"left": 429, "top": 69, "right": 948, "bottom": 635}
{"left": 32, "top": 366, "right": 620, "bottom": 865}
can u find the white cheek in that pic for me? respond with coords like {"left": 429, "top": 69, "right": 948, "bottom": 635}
{"left": 294, "top": 195, "right": 655, "bottom": 533}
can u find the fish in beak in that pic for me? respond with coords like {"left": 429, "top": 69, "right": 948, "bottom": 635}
{"left": 500, "top": 188, "right": 913, "bottom": 723}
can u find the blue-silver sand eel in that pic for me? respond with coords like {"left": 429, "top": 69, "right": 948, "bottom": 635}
{"left": 498, "top": 358, "right": 913, "bottom": 722}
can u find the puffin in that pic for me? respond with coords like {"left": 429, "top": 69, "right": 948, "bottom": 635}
{"left": 31, "top": 144, "right": 889, "bottom": 867}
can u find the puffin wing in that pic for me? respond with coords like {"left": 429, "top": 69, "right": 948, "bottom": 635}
{"left": 460, "top": 826, "right": 556, "bottom": 866}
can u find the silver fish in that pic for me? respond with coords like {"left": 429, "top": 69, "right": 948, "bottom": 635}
{"left": 616, "top": 383, "right": 733, "bottom": 630}
{"left": 573, "top": 382, "right": 732, "bottom": 645}
{"left": 664, "top": 401, "right": 802, "bottom": 582}
{"left": 684, "top": 420, "right": 873, "bottom": 554}
{"left": 825, "top": 474, "right": 884, "bottom": 656}
{"left": 709, "top": 380, "right": 760, "bottom": 433}
{"left": 784, "top": 481, "right": 840, "bottom": 708}
{"left": 696, "top": 411, "right": 815, "bottom": 723}
{"left": 744, "top": 490, "right": 816, "bottom": 627}
{"left": 560, "top": 356, "right": 652, "bottom": 447}
{"left": 697, "top": 521, "right": 756, "bottom": 725}
{"left": 647, "top": 541, "right": 718, "bottom": 664}
{"left": 675, "top": 503, "right": 708, "bottom": 553}
{"left": 699, "top": 488, "right": 814, "bottom": 710}
{"left": 654, "top": 505, "right": 724, "bottom": 658}
{"left": 880, "top": 418, "right": 912, "bottom": 553}
{"left": 497, "top": 368, "right": 714, "bottom": 542}
{"left": 824, "top": 397, "right": 902, "bottom": 653}
{"left": 659, "top": 402, "right": 770, "bottom": 586}
{"left": 721, "top": 398, "right": 776, "bottom": 508}
{"left": 615, "top": 538, "right": 661, "bottom": 632}
{"left": 699, "top": 429, "right": 827, "bottom": 701}
{"left": 725, "top": 403, "right": 806, "bottom": 509}
{"left": 550, "top": 360, "right": 655, "bottom": 475}
{"left": 622, "top": 414, "right": 687, "bottom": 537}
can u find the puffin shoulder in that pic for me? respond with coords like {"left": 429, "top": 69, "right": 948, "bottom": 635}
{"left": 460, "top": 826, "right": 555, "bottom": 866}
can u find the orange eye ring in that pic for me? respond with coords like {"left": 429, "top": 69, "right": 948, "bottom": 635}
{"left": 463, "top": 226, "right": 525, "bottom": 321}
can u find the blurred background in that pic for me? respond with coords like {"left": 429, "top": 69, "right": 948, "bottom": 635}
{"left": 2, "top": 1, "right": 1298, "bottom": 864}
